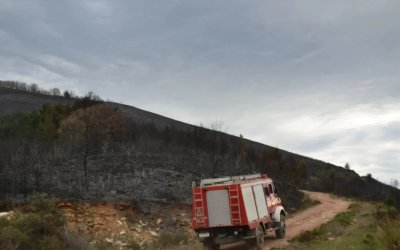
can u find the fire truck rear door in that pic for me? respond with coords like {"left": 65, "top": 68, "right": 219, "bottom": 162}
{"left": 206, "top": 189, "right": 232, "bottom": 227}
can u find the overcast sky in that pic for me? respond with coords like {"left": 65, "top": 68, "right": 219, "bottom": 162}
{"left": 1, "top": 0, "right": 399, "bottom": 184}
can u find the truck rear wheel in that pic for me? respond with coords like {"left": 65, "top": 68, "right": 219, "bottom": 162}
{"left": 275, "top": 214, "right": 286, "bottom": 238}
{"left": 203, "top": 238, "right": 220, "bottom": 250}
{"left": 245, "top": 225, "right": 264, "bottom": 250}
{"left": 255, "top": 225, "right": 264, "bottom": 250}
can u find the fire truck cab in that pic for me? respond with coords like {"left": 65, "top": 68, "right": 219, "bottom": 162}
{"left": 192, "top": 173, "right": 286, "bottom": 250}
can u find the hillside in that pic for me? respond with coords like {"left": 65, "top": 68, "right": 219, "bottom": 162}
{"left": 0, "top": 85, "right": 74, "bottom": 116}
{"left": 0, "top": 83, "right": 400, "bottom": 212}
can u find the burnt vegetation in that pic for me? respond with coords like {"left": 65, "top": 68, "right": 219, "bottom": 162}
{"left": 0, "top": 81, "right": 400, "bottom": 212}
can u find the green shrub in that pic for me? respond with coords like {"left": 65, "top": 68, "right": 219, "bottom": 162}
{"left": 348, "top": 202, "right": 359, "bottom": 210}
{"left": 127, "top": 239, "right": 142, "bottom": 250}
{"left": 0, "top": 224, "right": 29, "bottom": 250}
{"left": 0, "top": 193, "right": 77, "bottom": 250}
{"left": 0, "top": 197, "right": 15, "bottom": 212}
{"left": 38, "top": 235, "right": 64, "bottom": 250}
{"left": 362, "top": 233, "right": 376, "bottom": 246}
{"left": 297, "top": 229, "right": 321, "bottom": 242}
{"left": 300, "top": 194, "right": 321, "bottom": 210}
{"left": 147, "top": 231, "right": 189, "bottom": 249}
{"left": 378, "top": 218, "right": 400, "bottom": 250}
{"left": 60, "top": 230, "right": 91, "bottom": 250}
{"left": 93, "top": 241, "right": 117, "bottom": 250}
{"left": 334, "top": 211, "right": 353, "bottom": 226}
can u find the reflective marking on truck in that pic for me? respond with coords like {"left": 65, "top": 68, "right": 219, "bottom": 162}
{"left": 196, "top": 207, "right": 204, "bottom": 223}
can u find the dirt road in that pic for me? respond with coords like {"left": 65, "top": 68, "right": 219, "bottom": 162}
{"left": 223, "top": 191, "right": 352, "bottom": 250}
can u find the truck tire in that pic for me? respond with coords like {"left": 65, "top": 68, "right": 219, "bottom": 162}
{"left": 275, "top": 214, "right": 286, "bottom": 238}
{"left": 255, "top": 225, "right": 264, "bottom": 250}
{"left": 203, "top": 238, "right": 220, "bottom": 250}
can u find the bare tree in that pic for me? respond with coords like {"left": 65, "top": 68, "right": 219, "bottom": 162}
{"left": 209, "top": 120, "right": 226, "bottom": 132}
{"left": 60, "top": 104, "right": 126, "bottom": 189}
{"left": 30, "top": 83, "right": 39, "bottom": 93}
{"left": 193, "top": 125, "right": 206, "bottom": 153}
{"left": 390, "top": 179, "right": 399, "bottom": 188}
{"left": 50, "top": 88, "right": 61, "bottom": 96}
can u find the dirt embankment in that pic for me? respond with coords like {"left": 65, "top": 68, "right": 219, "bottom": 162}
{"left": 58, "top": 200, "right": 193, "bottom": 247}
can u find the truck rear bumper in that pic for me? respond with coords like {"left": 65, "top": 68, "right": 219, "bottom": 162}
{"left": 209, "top": 235, "right": 242, "bottom": 245}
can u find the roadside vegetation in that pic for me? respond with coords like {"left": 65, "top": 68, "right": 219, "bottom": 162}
{"left": 126, "top": 232, "right": 205, "bottom": 250}
{"left": 0, "top": 194, "right": 205, "bottom": 250}
{"left": 0, "top": 194, "right": 89, "bottom": 250}
{"left": 279, "top": 201, "right": 400, "bottom": 250}
{"left": 88, "top": 231, "right": 205, "bottom": 250}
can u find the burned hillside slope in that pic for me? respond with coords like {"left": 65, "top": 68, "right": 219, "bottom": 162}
{"left": 0, "top": 83, "right": 399, "bottom": 211}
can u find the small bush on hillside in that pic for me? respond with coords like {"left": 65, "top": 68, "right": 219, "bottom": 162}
{"left": 378, "top": 218, "right": 400, "bottom": 250}
{"left": 0, "top": 193, "right": 92, "bottom": 250}
{"left": 334, "top": 211, "right": 353, "bottom": 226}
{"left": 0, "top": 197, "right": 15, "bottom": 212}
{"left": 145, "top": 231, "right": 190, "bottom": 249}
{"left": 93, "top": 241, "right": 117, "bottom": 250}
{"left": 376, "top": 205, "right": 400, "bottom": 250}
{"left": 362, "top": 233, "right": 376, "bottom": 247}
{"left": 20, "top": 193, "right": 65, "bottom": 228}
{"left": 296, "top": 229, "right": 322, "bottom": 242}
{"left": 300, "top": 194, "right": 321, "bottom": 210}
{"left": 60, "top": 230, "right": 91, "bottom": 250}
{"left": 127, "top": 239, "right": 142, "bottom": 250}
{"left": 123, "top": 208, "right": 138, "bottom": 224}
{"left": 375, "top": 204, "right": 399, "bottom": 221}
{"left": 0, "top": 223, "right": 29, "bottom": 250}
{"left": 348, "top": 202, "right": 359, "bottom": 210}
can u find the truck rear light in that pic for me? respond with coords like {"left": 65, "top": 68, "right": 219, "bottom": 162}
{"left": 261, "top": 173, "right": 268, "bottom": 179}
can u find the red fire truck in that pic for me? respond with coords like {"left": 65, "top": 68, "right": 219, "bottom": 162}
{"left": 192, "top": 174, "right": 286, "bottom": 250}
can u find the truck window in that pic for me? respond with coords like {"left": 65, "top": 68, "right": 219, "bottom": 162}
{"left": 264, "top": 186, "right": 270, "bottom": 195}
{"left": 275, "top": 185, "right": 279, "bottom": 195}
{"left": 268, "top": 184, "right": 274, "bottom": 194}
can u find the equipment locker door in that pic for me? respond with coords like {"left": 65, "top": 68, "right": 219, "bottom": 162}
{"left": 206, "top": 189, "right": 232, "bottom": 227}
{"left": 253, "top": 184, "right": 269, "bottom": 218}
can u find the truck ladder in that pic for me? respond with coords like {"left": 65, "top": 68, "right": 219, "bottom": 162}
{"left": 193, "top": 189, "right": 206, "bottom": 227}
{"left": 200, "top": 173, "right": 262, "bottom": 187}
{"left": 229, "top": 185, "right": 242, "bottom": 225}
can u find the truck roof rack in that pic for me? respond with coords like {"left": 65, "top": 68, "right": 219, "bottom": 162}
{"left": 200, "top": 173, "right": 264, "bottom": 187}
